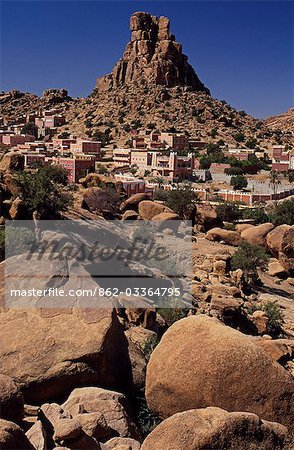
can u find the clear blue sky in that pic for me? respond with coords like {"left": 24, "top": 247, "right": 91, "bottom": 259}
{"left": 1, "top": 1, "right": 293, "bottom": 118}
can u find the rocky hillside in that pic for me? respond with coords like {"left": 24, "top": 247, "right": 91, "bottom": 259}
{"left": 1, "top": 11, "right": 287, "bottom": 148}
{"left": 0, "top": 89, "right": 73, "bottom": 121}
{"left": 265, "top": 108, "right": 294, "bottom": 134}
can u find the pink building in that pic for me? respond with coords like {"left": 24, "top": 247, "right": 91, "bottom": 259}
{"left": 70, "top": 140, "right": 101, "bottom": 157}
{"left": 44, "top": 115, "right": 66, "bottom": 128}
{"left": 0, "top": 134, "right": 35, "bottom": 147}
{"left": 56, "top": 156, "right": 96, "bottom": 183}
{"left": 272, "top": 145, "right": 293, "bottom": 171}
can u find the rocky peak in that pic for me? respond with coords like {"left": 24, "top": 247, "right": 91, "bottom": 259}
{"left": 96, "top": 11, "right": 210, "bottom": 93}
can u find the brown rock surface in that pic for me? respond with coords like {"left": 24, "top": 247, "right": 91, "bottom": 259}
{"left": 62, "top": 387, "right": 141, "bottom": 441}
{"left": 120, "top": 193, "right": 150, "bottom": 212}
{"left": 145, "top": 315, "right": 294, "bottom": 428}
{"left": 104, "top": 437, "right": 141, "bottom": 450}
{"left": 0, "top": 374, "right": 24, "bottom": 423}
{"left": 195, "top": 204, "right": 222, "bottom": 231}
{"left": 97, "top": 12, "right": 209, "bottom": 93}
{"left": 206, "top": 227, "right": 242, "bottom": 246}
{"left": 0, "top": 419, "right": 34, "bottom": 449}
{"left": 241, "top": 223, "right": 274, "bottom": 247}
{"left": 236, "top": 223, "right": 254, "bottom": 233}
{"left": 141, "top": 407, "right": 289, "bottom": 450}
{"left": 266, "top": 225, "right": 294, "bottom": 267}
{"left": 138, "top": 200, "right": 172, "bottom": 220}
{"left": 25, "top": 421, "right": 47, "bottom": 450}
{"left": 0, "top": 309, "right": 131, "bottom": 403}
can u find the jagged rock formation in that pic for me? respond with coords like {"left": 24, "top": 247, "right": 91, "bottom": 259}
{"left": 1, "top": 13, "right": 290, "bottom": 147}
{"left": 96, "top": 11, "right": 209, "bottom": 93}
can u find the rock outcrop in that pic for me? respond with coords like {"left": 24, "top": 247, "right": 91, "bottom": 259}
{"left": 96, "top": 12, "right": 209, "bottom": 93}
{"left": 62, "top": 387, "right": 141, "bottom": 441}
{"left": 145, "top": 315, "right": 294, "bottom": 429}
{"left": 241, "top": 223, "right": 275, "bottom": 247}
{"left": 0, "top": 309, "right": 132, "bottom": 403}
{"left": 0, "top": 419, "right": 34, "bottom": 450}
{"left": 141, "top": 407, "right": 290, "bottom": 450}
{"left": 0, "top": 374, "right": 24, "bottom": 423}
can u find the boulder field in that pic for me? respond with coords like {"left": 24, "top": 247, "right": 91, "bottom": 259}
{"left": 145, "top": 315, "right": 294, "bottom": 429}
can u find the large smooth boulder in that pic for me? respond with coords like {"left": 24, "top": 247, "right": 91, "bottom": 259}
{"left": 120, "top": 193, "right": 150, "bottom": 213}
{"left": 138, "top": 200, "right": 173, "bottom": 220}
{"left": 0, "top": 419, "right": 34, "bottom": 449}
{"left": 266, "top": 225, "right": 294, "bottom": 256}
{"left": 206, "top": 228, "right": 242, "bottom": 246}
{"left": 0, "top": 374, "right": 24, "bottom": 422}
{"left": 62, "top": 387, "right": 141, "bottom": 441}
{"left": 266, "top": 225, "right": 294, "bottom": 272}
{"left": 241, "top": 223, "right": 274, "bottom": 247}
{"left": 141, "top": 407, "right": 289, "bottom": 450}
{"left": 145, "top": 315, "right": 294, "bottom": 429}
{"left": 0, "top": 309, "right": 131, "bottom": 403}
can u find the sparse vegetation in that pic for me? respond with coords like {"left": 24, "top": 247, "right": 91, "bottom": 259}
{"left": 15, "top": 165, "right": 72, "bottom": 218}
{"left": 216, "top": 202, "right": 241, "bottom": 222}
{"left": 164, "top": 184, "right": 198, "bottom": 219}
{"left": 268, "top": 198, "right": 294, "bottom": 226}
{"left": 231, "top": 241, "right": 269, "bottom": 283}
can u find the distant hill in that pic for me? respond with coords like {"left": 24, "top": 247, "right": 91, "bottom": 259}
{"left": 264, "top": 108, "right": 294, "bottom": 134}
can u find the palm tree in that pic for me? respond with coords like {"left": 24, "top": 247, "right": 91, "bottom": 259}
{"left": 269, "top": 170, "right": 281, "bottom": 198}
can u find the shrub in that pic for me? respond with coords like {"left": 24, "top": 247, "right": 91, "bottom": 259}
{"left": 164, "top": 184, "right": 198, "bottom": 219}
{"left": 143, "top": 335, "right": 159, "bottom": 361}
{"left": 231, "top": 241, "right": 269, "bottom": 283}
{"left": 157, "top": 308, "right": 189, "bottom": 327}
{"left": 15, "top": 165, "right": 72, "bottom": 218}
{"left": 133, "top": 389, "right": 160, "bottom": 437}
{"left": 268, "top": 198, "right": 294, "bottom": 226}
{"left": 225, "top": 166, "right": 244, "bottom": 176}
{"left": 245, "top": 138, "right": 258, "bottom": 149}
{"left": 242, "top": 207, "right": 269, "bottom": 224}
{"left": 216, "top": 202, "right": 241, "bottom": 222}
{"left": 233, "top": 132, "right": 245, "bottom": 142}
{"left": 262, "top": 300, "right": 284, "bottom": 336}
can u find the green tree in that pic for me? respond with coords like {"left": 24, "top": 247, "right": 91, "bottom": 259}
{"left": 242, "top": 207, "right": 269, "bottom": 224}
{"left": 130, "top": 164, "right": 138, "bottom": 176}
{"left": 261, "top": 300, "right": 284, "bottom": 336}
{"left": 231, "top": 241, "right": 269, "bottom": 284}
{"left": 21, "top": 122, "right": 38, "bottom": 138}
{"left": 245, "top": 138, "right": 258, "bottom": 149}
{"left": 269, "top": 170, "right": 281, "bottom": 197}
{"left": 225, "top": 166, "right": 244, "bottom": 176}
{"left": 15, "top": 165, "right": 72, "bottom": 218}
{"left": 233, "top": 132, "right": 245, "bottom": 142}
{"left": 216, "top": 202, "right": 241, "bottom": 222}
{"left": 164, "top": 184, "right": 198, "bottom": 219}
{"left": 230, "top": 175, "right": 248, "bottom": 190}
{"left": 268, "top": 198, "right": 294, "bottom": 226}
